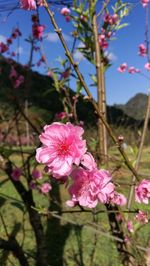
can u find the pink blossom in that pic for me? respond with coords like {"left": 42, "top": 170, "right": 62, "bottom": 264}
{"left": 110, "top": 192, "right": 127, "bottom": 206}
{"left": 60, "top": 7, "right": 71, "bottom": 16}
{"left": 20, "top": 0, "right": 44, "bottom": 10}
{"left": 127, "top": 221, "right": 134, "bottom": 233}
{"left": 55, "top": 112, "right": 68, "bottom": 120}
{"left": 111, "top": 14, "right": 118, "bottom": 24}
{"left": 81, "top": 152, "right": 97, "bottom": 171}
{"left": 135, "top": 179, "right": 150, "bottom": 204}
{"left": 118, "top": 135, "right": 124, "bottom": 142}
{"left": 11, "top": 168, "right": 22, "bottom": 181}
{"left": 67, "top": 168, "right": 114, "bottom": 208}
{"left": 117, "top": 63, "right": 127, "bottom": 73}
{"left": 65, "top": 16, "right": 71, "bottom": 22}
{"left": 20, "top": 0, "right": 36, "bottom": 10}
{"left": 32, "top": 24, "right": 45, "bottom": 40}
{"left": 138, "top": 44, "right": 147, "bottom": 56}
{"left": 14, "top": 75, "right": 24, "bottom": 88}
{"left": 141, "top": 0, "right": 149, "bottom": 7}
{"left": 0, "top": 42, "right": 9, "bottom": 53}
{"left": 145, "top": 62, "right": 150, "bottom": 71}
{"left": 135, "top": 210, "right": 148, "bottom": 224}
{"left": 98, "top": 34, "right": 108, "bottom": 49}
{"left": 9, "top": 67, "right": 24, "bottom": 88}
{"left": 40, "top": 182, "right": 52, "bottom": 194}
{"left": 7, "top": 38, "right": 12, "bottom": 45}
{"left": 128, "top": 66, "right": 137, "bottom": 74}
{"left": 104, "top": 13, "right": 118, "bottom": 25}
{"left": 32, "top": 169, "right": 42, "bottom": 180}
{"left": 36, "top": 122, "right": 86, "bottom": 178}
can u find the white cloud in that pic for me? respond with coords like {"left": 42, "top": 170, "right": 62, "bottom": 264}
{"left": 0, "top": 34, "right": 6, "bottom": 43}
{"left": 45, "top": 32, "right": 72, "bottom": 43}
{"left": 74, "top": 42, "right": 85, "bottom": 62}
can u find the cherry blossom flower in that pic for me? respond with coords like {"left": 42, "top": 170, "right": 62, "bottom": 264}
{"left": 104, "top": 13, "right": 118, "bottom": 25}
{"left": 118, "top": 135, "right": 124, "bottom": 142}
{"left": 11, "top": 168, "right": 22, "bottom": 181}
{"left": 40, "top": 182, "right": 52, "bottom": 194}
{"left": 98, "top": 34, "right": 108, "bottom": 49}
{"left": 67, "top": 168, "right": 114, "bottom": 208}
{"left": 32, "top": 24, "right": 45, "bottom": 40}
{"left": 127, "top": 221, "right": 134, "bottom": 233}
{"left": 138, "top": 44, "right": 147, "bottom": 56}
{"left": 20, "top": 0, "right": 44, "bottom": 10}
{"left": 32, "top": 169, "right": 42, "bottom": 180}
{"left": 36, "top": 122, "right": 86, "bottom": 178}
{"left": 7, "top": 38, "right": 12, "bottom": 45}
{"left": 135, "top": 179, "right": 150, "bottom": 204}
{"left": 81, "top": 152, "right": 97, "bottom": 171}
{"left": 128, "top": 66, "right": 137, "bottom": 74}
{"left": 117, "top": 63, "right": 127, "bottom": 73}
{"left": 110, "top": 192, "right": 127, "bottom": 206}
{"left": 55, "top": 112, "right": 68, "bottom": 120}
{"left": 0, "top": 42, "right": 9, "bottom": 53}
{"left": 135, "top": 210, "right": 148, "bottom": 224}
{"left": 141, "top": 0, "right": 149, "bottom": 8}
{"left": 144, "top": 62, "right": 150, "bottom": 71}
{"left": 60, "top": 7, "right": 71, "bottom": 16}
{"left": 9, "top": 67, "right": 24, "bottom": 88}
{"left": 20, "top": 0, "right": 36, "bottom": 10}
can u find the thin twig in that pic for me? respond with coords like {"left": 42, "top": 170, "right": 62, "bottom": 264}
{"left": 43, "top": 0, "right": 140, "bottom": 181}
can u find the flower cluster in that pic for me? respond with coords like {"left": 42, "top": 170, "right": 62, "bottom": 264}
{"left": 60, "top": 7, "right": 71, "bottom": 22}
{"left": 135, "top": 179, "right": 150, "bottom": 204}
{"left": 117, "top": 63, "right": 140, "bottom": 74}
{"left": 20, "top": 0, "right": 44, "bottom": 10}
{"left": 36, "top": 122, "right": 127, "bottom": 208}
{"left": 32, "top": 24, "right": 45, "bottom": 40}
{"left": 9, "top": 66, "right": 24, "bottom": 88}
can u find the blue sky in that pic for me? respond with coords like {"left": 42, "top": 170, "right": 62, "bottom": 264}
{"left": 0, "top": 1, "right": 150, "bottom": 105}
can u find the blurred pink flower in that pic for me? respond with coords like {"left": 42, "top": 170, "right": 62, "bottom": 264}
{"left": 81, "top": 152, "right": 97, "bottom": 171}
{"left": 117, "top": 63, "right": 127, "bottom": 73}
{"left": 20, "top": 0, "right": 36, "bottom": 10}
{"left": 127, "top": 221, "right": 134, "bottom": 233}
{"left": 135, "top": 179, "right": 150, "bottom": 204}
{"left": 67, "top": 168, "right": 114, "bottom": 208}
{"left": 60, "top": 7, "right": 71, "bottom": 16}
{"left": 40, "top": 182, "right": 52, "bottom": 194}
{"left": 135, "top": 210, "right": 148, "bottom": 224}
{"left": 128, "top": 66, "right": 136, "bottom": 74}
{"left": 104, "top": 13, "right": 118, "bottom": 25}
{"left": 141, "top": 0, "right": 149, "bottom": 7}
{"left": 32, "top": 24, "right": 45, "bottom": 40}
{"left": 32, "top": 169, "right": 42, "bottom": 180}
{"left": 138, "top": 44, "right": 147, "bottom": 56}
{"left": 36, "top": 122, "right": 86, "bottom": 178}
{"left": 0, "top": 42, "right": 9, "bottom": 53}
{"left": 20, "top": 0, "right": 44, "bottom": 10}
{"left": 145, "top": 62, "right": 150, "bottom": 71}
{"left": 11, "top": 168, "right": 22, "bottom": 181}
{"left": 98, "top": 34, "right": 108, "bottom": 49}
{"left": 110, "top": 192, "right": 127, "bottom": 206}
{"left": 55, "top": 112, "right": 68, "bottom": 120}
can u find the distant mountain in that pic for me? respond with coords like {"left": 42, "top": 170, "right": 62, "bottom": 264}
{"left": 115, "top": 93, "right": 148, "bottom": 120}
{"left": 0, "top": 56, "right": 145, "bottom": 131}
